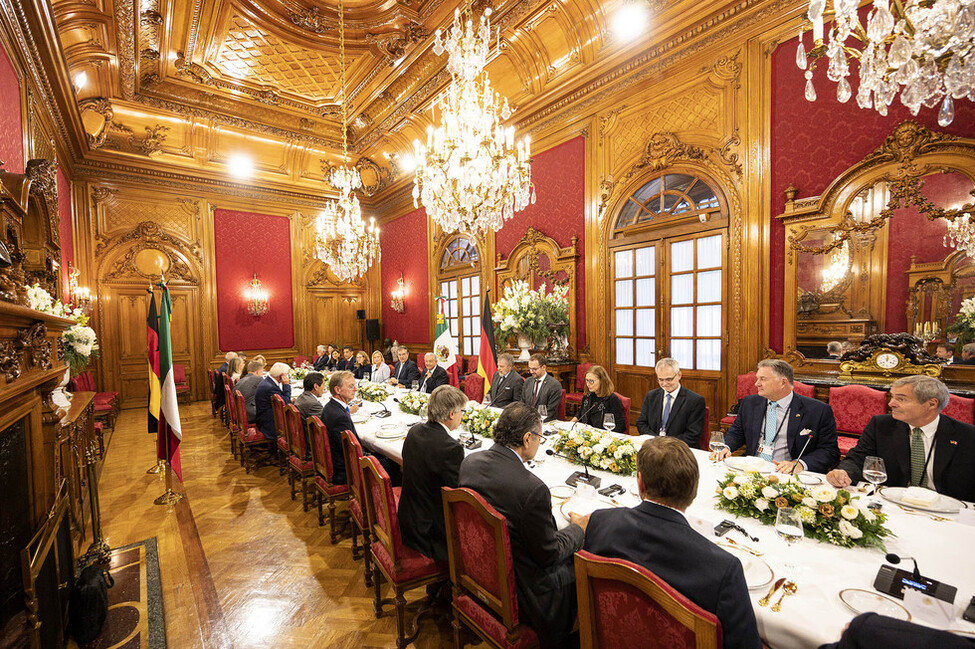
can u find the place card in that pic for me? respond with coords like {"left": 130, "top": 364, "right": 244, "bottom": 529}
{"left": 903, "top": 588, "right": 954, "bottom": 629}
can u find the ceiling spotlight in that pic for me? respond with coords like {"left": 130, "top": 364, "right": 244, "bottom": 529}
{"left": 73, "top": 71, "right": 87, "bottom": 91}
{"left": 227, "top": 154, "right": 254, "bottom": 180}
{"left": 399, "top": 153, "right": 416, "bottom": 173}
{"left": 612, "top": 2, "right": 647, "bottom": 42}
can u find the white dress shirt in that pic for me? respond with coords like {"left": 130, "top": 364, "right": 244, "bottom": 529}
{"left": 916, "top": 415, "right": 939, "bottom": 489}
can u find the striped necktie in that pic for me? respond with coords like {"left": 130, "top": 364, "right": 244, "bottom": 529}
{"left": 910, "top": 427, "right": 928, "bottom": 488}
{"left": 759, "top": 401, "right": 778, "bottom": 461}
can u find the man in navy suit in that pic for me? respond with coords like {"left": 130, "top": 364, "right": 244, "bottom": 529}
{"left": 336, "top": 345, "right": 355, "bottom": 371}
{"left": 635, "top": 357, "right": 707, "bottom": 447}
{"left": 486, "top": 353, "right": 524, "bottom": 407}
{"left": 389, "top": 346, "right": 420, "bottom": 386}
{"left": 254, "top": 362, "right": 291, "bottom": 440}
{"left": 717, "top": 359, "right": 839, "bottom": 473}
{"left": 585, "top": 436, "right": 761, "bottom": 649}
{"left": 521, "top": 354, "right": 562, "bottom": 422}
{"left": 418, "top": 353, "right": 449, "bottom": 393}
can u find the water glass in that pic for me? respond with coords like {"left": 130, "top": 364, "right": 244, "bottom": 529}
{"left": 775, "top": 506, "right": 804, "bottom": 577}
{"left": 863, "top": 456, "right": 887, "bottom": 502}
{"left": 603, "top": 413, "right": 616, "bottom": 432}
{"left": 537, "top": 405, "right": 548, "bottom": 420}
{"left": 709, "top": 431, "right": 727, "bottom": 462}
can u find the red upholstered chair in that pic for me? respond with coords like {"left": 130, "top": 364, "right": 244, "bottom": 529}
{"left": 271, "top": 394, "right": 289, "bottom": 475}
{"left": 234, "top": 390, "right": 269, "bottom": 474}
{"left": 614, "top": 392, "right": 631, "bottom": 431}
{"left": 308, "top": 416, "right": 350, "bottom": 541}
{"left": 794, "top": 380, "right": 816, "bottom": 398}
{"left": 294, "top": 355, "right": 309, "bottom": 367}
{"left": 558, "top": 388, "right": 566, "bottom": 421}
{"left": 943, "top": 393, "right": 975, "bottom": 424}
{"left": 720, "top": 371, "right": 759, "bottom": 429}
{"left": 442, "top": 487, "right": 539, "bottom": 649}
{"left": 463, "top": 373, "right": 485, "bottom": 403}
{"left": 285, "top": 404, "right": 314, "bottom": 511}
{"left": 467, "top": 355, "right": 479, "bottom": 376}
{"left": 360, "top": 455, "right": 448, "bottom": 648}
{"left": 223, "top": 384, "right": 238, "bottom": 458}
{"left": 387, "top": 363, "right": 395, "bottom": 377}
{"left": 565, "top": 362, "right": 594, "bottom": 417}
{"left": 208, "top": 369, "right": 219, "bottom": 416}
{"left": 698, "top": 407, "right": 711, "bottom": 452}
{"left": 72, "top": 371, "right": 119, "bottom": 429}
{"left": 341, "top": 430, "right": 375, "bottom": 587}
{"left": 574, "top": 550, "right": 721, "bottom": 649}
{"left": 173, "top": 364, "right": 191, "bottom": 404}
{"left": 829, "top": 384, "right": 887, "bottom": 456}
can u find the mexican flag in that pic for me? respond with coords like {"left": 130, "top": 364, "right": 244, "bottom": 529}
{"left": 156, "top": 283, "right": 183, "bottom": 480}
{"left": 433, "top": 296, "right": 459, "bottom": 386}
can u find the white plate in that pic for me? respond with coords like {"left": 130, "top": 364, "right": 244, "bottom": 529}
{"left": 550, "top": 485, "right": 576, "bottom": 500}
{"left": 376, "top": 428, "right": 407, "bottom": 440}
{"left": 721, "top": 546, "right": 774, "bottom": 591}
{"left": 838, "top": 588, "right": 911, "bottom": 621}
{"left": 797, "top": 473, "right": 823, "bottom": 485}
{"left": 880, "top": 486, "right": 965, "bottom": 514}
{"left": 723, "top": 456, "right": 775, "bottom": 474}
{"left": 559, "top": 496, "right": 620, "bottom": 522}
{"left": 351, "top": 413, "right": 370, "bottom": 424}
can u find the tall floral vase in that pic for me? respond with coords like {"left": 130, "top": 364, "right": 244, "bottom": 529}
{"left": 516, "top": 332, "right": 533, "bottom": 361}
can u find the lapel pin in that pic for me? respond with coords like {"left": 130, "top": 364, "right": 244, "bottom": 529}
{"left": 949, "top": 440, "right": 958, "bottom": 445}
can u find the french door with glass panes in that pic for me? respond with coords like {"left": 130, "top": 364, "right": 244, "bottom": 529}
{"left": 439, "top": 274, "right": 481, "bottom": 356}
{"left": 612, "top": 231, "right": 725, "bottom": 371}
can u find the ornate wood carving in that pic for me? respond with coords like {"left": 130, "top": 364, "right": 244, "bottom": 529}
{"left": 94, "top": 221, "right": 201, "bottom": 284}
{"left": 905, "top": 251, "right": 975, "bottom": 337}
{"left": 0, "top": 339, "right": 20, "bottom": 382}
{"left": 17, "top": 322, "right": 52, "bottom": 371}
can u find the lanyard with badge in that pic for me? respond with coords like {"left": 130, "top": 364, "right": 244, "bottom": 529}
{"left": 757, "top": 401, "right": 789, "bottom": 459}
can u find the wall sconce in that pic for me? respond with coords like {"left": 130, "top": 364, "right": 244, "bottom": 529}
{"left": 390, "top": 273, "right": 406, "bottom": 313}
{"left": 67, "top": 263, "right": 93, "bottom": 314}
{"left": 244, "top": 273, "right": 269, "bottom": 317}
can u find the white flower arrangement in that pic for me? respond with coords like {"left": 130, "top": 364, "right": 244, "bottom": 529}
{"left": 551, "top": 427, "right": 638, "bottom": 476}
{"left": 27, "top": 284, "right": 97, "bottom": 374}
{"left": 461, "top": 402, "right": 500, "bottom": 438}
{"left": 491, "top": 280, "right": 570, "bottom": 345}
{"left": 289, "top": 366, "right": 309, "bottom": 382}
{"left": 397, "top": 390, "right": 428, "bottom": 415}
{"left": 357, "top": 382, "right": 391, "bottom": 403}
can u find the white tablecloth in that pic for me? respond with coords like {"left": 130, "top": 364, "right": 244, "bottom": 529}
{"left": 323, "top": 390, "right": 975, "bottom": 648}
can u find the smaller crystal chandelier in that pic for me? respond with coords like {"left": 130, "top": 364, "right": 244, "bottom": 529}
{"left": 944, "top": 214, "right": 975, "bottom": 257}
{"left": 796, "top": 0, "right": 975, "bottom": 126}
{"left": 413, "top": 2, "right": 535, "bottom": 235}
{"left": 314, "top": 0, "right": 380, "bottom": 283}
{"left": 244, "top": 274, "right": 269, "bottom": 317}
{"left": 390, "top": 273, "right": 406, "bottom": 313}
{"left": 820, "top": 240, "right": 850, "bottom": 292}
{"left": 67, "top": 263, "right": 93, "bottom": 314}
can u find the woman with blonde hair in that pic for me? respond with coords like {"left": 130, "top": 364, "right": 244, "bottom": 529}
{"left": 572, "top": 364, "right": 627, "bottom": 432}
{"left": 370, "top": 350, "right": 391, "bottom": 383}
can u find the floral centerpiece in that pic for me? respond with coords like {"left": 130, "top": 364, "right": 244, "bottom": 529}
{"left": 462, "top": 403, "right": 499, "bottom": 438}
{"left": 551, "top": 428, "right": 638, "bottom": 476}
{"left": 26, "top": 284, "right": 98, "bottom": 375}
{"left": 492, "top": 280, "right": 569, "bottom": 358}
{"left": 357, "top": 382, "right": 391, "bottom": 403}
{"left": 715, "top": 472, "right": 892, "bottom": 549}
{"left": 947, "top": 296, "right": 975, "bottom": 352}
{"left": 397, "top": 391, "right": 428, "bottom": 415}
{"left": 289, "top": 366, "right": 309, "bottom": 382}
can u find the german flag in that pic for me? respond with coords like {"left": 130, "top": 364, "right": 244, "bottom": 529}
{"left": 476, "top": 292, "right": 498, "bottom": 392}
{"left": 147, "top": 289, "right": 160, "bottom": 435}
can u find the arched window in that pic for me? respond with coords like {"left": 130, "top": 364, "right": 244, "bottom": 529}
{"left": 609, "top": 171, "right": 728, "bottom": 371}
{"left": 437, "top": 235, "right": 482, "bottom": 356}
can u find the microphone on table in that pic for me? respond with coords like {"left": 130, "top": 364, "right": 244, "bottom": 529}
{"left": 790, "top": 429, "right": 814, "bottom": 474}
{"left": 885, "top": 553, "right": 922, "bottom": 581}
{"left": 546, "top": 448, "right": 602, "bottom": 488}
{"left": 566, "top": 401, "right": 598, "bottom": 435}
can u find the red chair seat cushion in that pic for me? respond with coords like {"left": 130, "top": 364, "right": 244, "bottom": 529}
{"left": 96, "top": 391, "right": 120, "bottom": 400}
{"left": 371, "top": 540, "right": 447, "bottom": 583}
{"left": 314, "top": 475, "right": 349, "bottom": 497}
{"left": 276, "top": 436, "right": 288, "bottom": 451}
{"left": 94, "top": 422, "right": 103, "bottom": 432}
{"left": 289, "top": 456, "right": 313, "bottom": 472}
{"left": 720, "top": 415, "right": 736, "bottom": 426}
{"left": 237, "top": 426, "right": 264, "bottom": 443}
{"left": 565, "top": 391, "right": 584, "bottom": 404}
{"left": 838, "top": 435, "right": 859, "bottom": 455}
{"left": 454, "top": 594, "right": 538, "bottom": 649}
{"left": 93, "top": 402, "right": 113, "bottom": 413}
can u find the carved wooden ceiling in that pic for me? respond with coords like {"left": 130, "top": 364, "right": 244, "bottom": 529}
{"left": 50, "top": 0, "right": 800, "bottom": 201}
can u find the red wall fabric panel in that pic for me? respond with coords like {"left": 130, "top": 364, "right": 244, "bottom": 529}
{"left": 380, "top": 206, "right": 429, "bottom": 344}
{"left": 57, "top": 167, "right": 73, "bottom": 295}
{"left": 769, "top": 32, "right": 975, "bottom": 351}
{"left": 213, "top": 209, "right": 294, "bottom": 350}
{"left": 495, "top": 136, "right": 587, "bottom": 349}
{"left": 0, "top": 40, "right": 23, "bottom": 174}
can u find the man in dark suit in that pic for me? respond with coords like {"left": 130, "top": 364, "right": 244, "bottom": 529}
{"left": 322, "top": 370, "right": 400, "bottom": 486}
{"left": 312, "top": 345, "right": 329, "bottom": 371}
{"left": 635, "top": 357, "right": 707, "bottom": 447}
{"left": 585, "top": 436, "right": 761, "bottom": 649}
{"left": 820, "top": 612, "right": 974, "bottom": 649}
{"left": 234, "top": 360, "right": 265, "bottom": 423}
{"left": 336, "top": 345, "right": 355, "bottom": 371}
{"left": 399, "top": 385, "right": 467, "bottom": 561}
{"left": 389, "top": 346, "right": 420, "bottom": 386}
{"left": 216, "top": 351, "right": 237, "bottom": 375}
{"left": 487, "top": 353, "right": 524, "bottom": 407}
{"left": 959, "top": 343, "right": 975, "bottom": 365}
{"left": 717, "top": 359, "right": 839, "bottom": 473}
{"left": 521, "top": 354, "right": 562, "bottom": 422}
{"left": 293, "top": 372, "right": 325, "bottom": 422}
{"left": 827, "top": 375, "right": 975, "bottom": 501}
{"left": 419, "top": 353, "right": 449, "bottom": 393}
{"left": 212, "top": 351, "right": 238, "bottom": 409}
{"left": 826, "top": 341, "right": 843, "bottom": 359}
{"left": 934, "top": 343, "right": 958, "bottom": 365}
{"left": 459, "top": 403, "right": 588, "bottom": 648}
{"left": 254, "top": 362, "right": 292, "bottom": 440}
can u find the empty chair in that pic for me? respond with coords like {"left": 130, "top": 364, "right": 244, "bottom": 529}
{"left": 285, "top": 404, "right": 314, "bottom": 511}
{"left": 294, "top": 355, "right": 308, "bottom": 366}
{"left": 173, "top": 364, "right": 191, "bottom": 403}
{"left": 614, "top": 392, "right": 632, "bottom": 432}
{"left": 574, "top": 550, "right": 721, "bottom": 649}
{"left": 829, "top": 384, "right": 887, "bottom": 456}
{"left": 308, "top": 416, "right": 350, "bottom": 542}
{"left": 442, "top": 487, "right": 539, "bottom": 649}
{"left": 360, "top": 455, "right": 448, "bottom": 649}
{"left": 462, "top": 373, "right": 485, "bottom": 403}
{"left": 942, "top": 393, "right": 975, "bottom": 424}
{"left": 793, "top": 380, "right": 816, "bottom": 398}
{"left": 719, "top": 372, "right": 759, "bottom": 429}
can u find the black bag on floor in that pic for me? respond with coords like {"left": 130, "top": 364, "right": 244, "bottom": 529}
{"left": 69, "top": 564, "right": 115, "bottom": 643}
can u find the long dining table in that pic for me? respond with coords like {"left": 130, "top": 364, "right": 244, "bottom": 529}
{"left": 300, "top": 384, "right": 975, "bottom": 648}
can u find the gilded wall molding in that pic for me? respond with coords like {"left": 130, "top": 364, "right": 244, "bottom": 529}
{"left": 95, "top": 221, "right": 202, "bottom": 284}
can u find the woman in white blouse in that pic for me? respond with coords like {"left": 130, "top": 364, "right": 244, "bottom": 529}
{"left": 370, "top": 350, "right": 391, "bottom": 383}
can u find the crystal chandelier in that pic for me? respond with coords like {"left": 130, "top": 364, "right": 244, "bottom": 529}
{"left": 413, "top": 3, "right": 535, "bottom": 235}
{"left": 797, "top": 0, "right": 975, "bottom": 126}
{"left": 944, "top": 214, "right": 975, "bottom": 257}
{"left": 820, "top": 240, "right": 850, "bottom": 292}
{"left": 314, "top": 0, "right": 380, "bottom": 283}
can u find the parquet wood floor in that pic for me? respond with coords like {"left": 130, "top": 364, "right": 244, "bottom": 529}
{"left": 98, "top": 402, "right": 458, "bottom": 649}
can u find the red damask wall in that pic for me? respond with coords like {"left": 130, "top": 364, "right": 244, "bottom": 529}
{"left": 770, "top": 33, "right": 975, "bottom": 351}
{"left": 0, "top": 40, "right": 23, "bottom": 174}
{"left": 495, "top": 136, "right": 587, "bottom": 349}
{"left": 380, "top": 206, "right": 429, "bottom": 344}
{"left": 57, "top": 167, "right": 73, "bottom": 295}
{"left": 213, "top": 209, "right": 294, "bottom": 350}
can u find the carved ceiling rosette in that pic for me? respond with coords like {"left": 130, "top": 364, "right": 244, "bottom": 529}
{"left": 95, "top": 221, "right": 202, "bottom": 284}
{"left": 78, "top": 98, "right": 116, "bottom": 149}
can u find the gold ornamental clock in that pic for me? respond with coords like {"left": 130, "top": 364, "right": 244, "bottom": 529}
{"left": 838, "top": 349, "right": 942, "bottom": 383}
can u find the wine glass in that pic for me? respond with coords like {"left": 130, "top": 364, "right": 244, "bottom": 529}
{"left": 483, "top": 392, "right": 492, "bottom": 407}
{"left": 537, "top": 405, "right": 548, "bottom": 420}
{"left": 411, "top": 380, "right": 419, "bottom": 391}
{"left": 709, "top": 431, "right": 727, "bottom": 463}
{"left": 419, "top": 403, "right": 428, "bottom": 421}
{"left": 775, "top": 507, "right": 804, "bottom": 577}
{"left": 603, "top": 413, "right": 616, "bottom": 432}
{"left": 862, "top": 456, "right": 887, "bottom": 503}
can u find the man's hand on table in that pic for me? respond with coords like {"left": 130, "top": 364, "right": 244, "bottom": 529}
{"left": 349, "top": 403, "right": 360, "bottom": 415}
{"left": 826, "top": 469, "right": 852, "bottom": 488}
{"left": 774, "top": 460, "right": 805, "bottom": 474}
{"left": 569, "top": 512, "right": 591, "bottom": 532}
{"left": 711, "top": 447, "right": 732, "bottom": 462}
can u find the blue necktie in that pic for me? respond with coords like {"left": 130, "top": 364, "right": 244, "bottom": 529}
{"left": 661, "top": 392, "right": 672, "bottom": 434}
{"left": 760, "top": 401, "right": 778, "bottom": 461}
